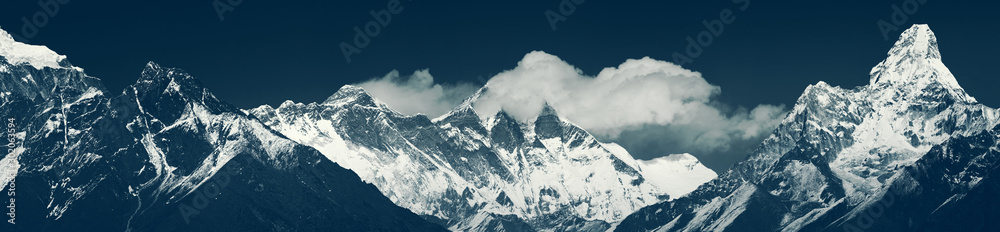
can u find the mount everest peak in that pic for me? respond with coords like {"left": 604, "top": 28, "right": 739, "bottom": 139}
{"left": 323, "top": 84, "right": 378, "bottom": 105}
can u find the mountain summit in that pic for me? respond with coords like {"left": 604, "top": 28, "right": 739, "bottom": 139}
{"left": 869, "top": 24, "right": 974, "bottom": 103}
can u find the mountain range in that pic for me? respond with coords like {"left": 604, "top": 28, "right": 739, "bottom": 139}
{"left": 0, "top": 28, "right": 446, "bottom": 232}
{"left": 248, "top": 83, "right": 717, "bottom": 231}
{"left": 2, "top": 24, "right": 999, "bottom": 232}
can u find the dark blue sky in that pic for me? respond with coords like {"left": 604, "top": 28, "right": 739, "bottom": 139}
{"left": 3, "top": 0, "right": 997, "bottom": 170}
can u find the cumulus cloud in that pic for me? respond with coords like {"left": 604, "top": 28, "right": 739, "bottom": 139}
{"left": 473, "top": 51, "right": 786, "bottom": 156}
{"left": 356, "top": 69, "right": 478, "bottom": 117}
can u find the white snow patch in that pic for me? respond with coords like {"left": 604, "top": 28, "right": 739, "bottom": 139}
{"left": 68, "top": 87, "right": 103, "bottom": 106}
{"left": 0, "top": 132, "right": 25, "bottom": 191}
{"left": 0, "top": 27, "right": 66, "bottom": 70}
{"left": 638, "top": 153, "right": 718, "bottom": 199}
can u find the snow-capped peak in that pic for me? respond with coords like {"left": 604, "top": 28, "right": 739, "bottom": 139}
{"left": 868, "top": 24, "right": 973, "bottom": 103}
{"left": 888, "top": 24, "right": 941, "bottom": 61}
{"left": 321, "top": 85, "right": 407, "bottom": 115}
{"left": 327, "top": 84, "right": 366, "bottom": 99}
{"left": 636, "top": 153, "right": 717, "bottom": 200}
{"left": 0, "top": 26, "right": 68, "bottom": 70}
{"left": 433, "top": 87, "right": 486, "bottom": 123}
{"left": 323, "top": 85, "right": 374, "bottom": 105}
{"left": 134, "top": 61, "right": 204, "bottom": 95}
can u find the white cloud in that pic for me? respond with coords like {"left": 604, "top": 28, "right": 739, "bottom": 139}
{"left": 473, "top": 51, "right": 786, "bottom": 154}
{"left": 356, "top": 69, "right": 478, "bottom": 117}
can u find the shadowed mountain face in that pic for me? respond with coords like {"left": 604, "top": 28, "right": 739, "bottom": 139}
{"left": 615, "top": 24, "right": 1000, "bottom": 232}
{"left": 0, "top": 29, "right": 445, "bottom": 232}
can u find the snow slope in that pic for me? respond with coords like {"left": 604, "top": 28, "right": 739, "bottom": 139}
{"left": 636, "top": 153, "right": 718, "bottom": 200}
{"left": 0, "top": 27, "right": 70, "bottom": 70}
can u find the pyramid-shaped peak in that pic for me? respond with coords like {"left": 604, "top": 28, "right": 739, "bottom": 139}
{"left": 867, "top": 24, "right": 973, "bottom": 102}
{"left": 533, "top": 102, "right": 565, "bottom": 139}
{"left": 136, "top": 61, "right": 199, "bottom": 86}
{"left": 338, "top": 84, "right": 365, "bottom": 93}
{"left": 888, "top": 24, "right": 941, "bottom": 60}
{"left": 494, "top": 109, "right": 516, "bottom": 121}
{"left": 435, "top": 86, "right": 488, "bottom": 122}
{"left": 323, "top": 84, "right": 381, "bottom": 108}
{"left": 131, "top": 62, "right": 220, "bottom": 99}
{"left": 539, "top": 102, "right": 559, "bottom": 117}
{"left": 325, "top": 85, "right": 368, "bottom": 101}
